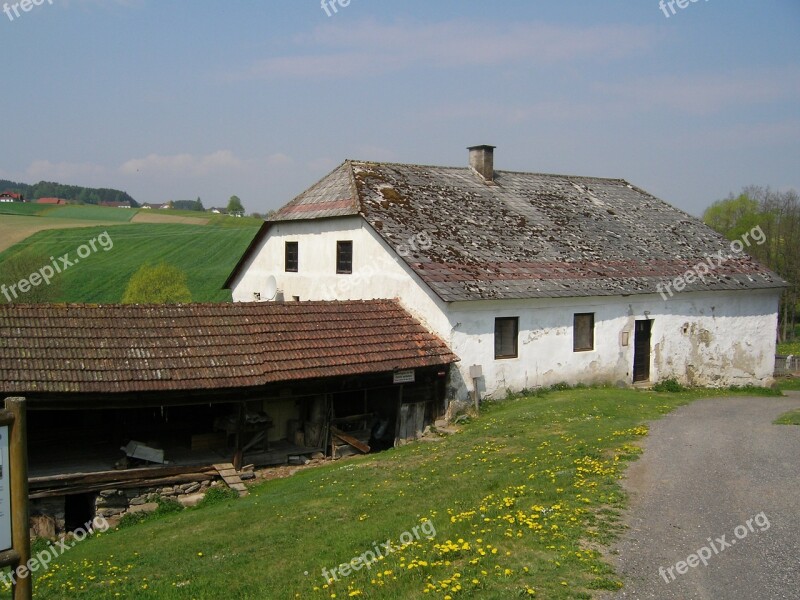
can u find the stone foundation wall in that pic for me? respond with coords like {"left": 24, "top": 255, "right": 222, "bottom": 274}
{"left": 30, "top": 479, "right": 218, "bottom": 538}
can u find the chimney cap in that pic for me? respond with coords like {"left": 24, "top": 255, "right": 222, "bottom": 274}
{"left": 467, "top": 144, "right": 496, "bottom": 151}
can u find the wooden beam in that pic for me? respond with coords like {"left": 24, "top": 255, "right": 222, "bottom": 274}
{"left": 29, "top": 472, "right": 215, "bottom": 500}
{"left": 330, "top": 427, "right": 370, "bottom": 454}
{"left": 29, "top": 464, "right": 217, "bottom": 489}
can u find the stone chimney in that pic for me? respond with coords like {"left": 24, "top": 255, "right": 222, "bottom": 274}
{"left": 468, "top": 145, "right": 495, "bottom": 182}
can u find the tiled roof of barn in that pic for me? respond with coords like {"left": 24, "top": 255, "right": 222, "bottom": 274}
{"left": 0, "top": 301, "right": 458, "bottom": 395}
{"left": 271, "top": 160, "right": 786, "bottom": 301}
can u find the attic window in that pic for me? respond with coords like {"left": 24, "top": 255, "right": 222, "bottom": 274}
{"left": 285, "top": 242, "right": 298, "bottom": 272}
{"left": 574, "top": 313, "right": 595, "bottom": 352}
{"left": 494, "top": 317, "right": 519, "bottom": 359}
{"left": 336, "top": 241, "right": 353, "bottom": 274}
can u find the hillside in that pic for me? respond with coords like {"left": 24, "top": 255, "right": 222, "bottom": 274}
{"left": 0, "top": 207, "right": 262, "bottom": 303}
{"left": 9, "top": 386, "right": 778, "bottom": 600}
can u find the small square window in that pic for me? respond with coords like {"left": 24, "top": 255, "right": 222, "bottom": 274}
{"left": 574, "top": 313, "right": 595, "bottom": 352}
{"left": 336, "top": 241, "right": 353, "bottom": 274}
{"left": 495, "top": 317, "right": 519, "bottom": 359}
{"left": 285, "top": 241, "right": 298, "bottom": 272}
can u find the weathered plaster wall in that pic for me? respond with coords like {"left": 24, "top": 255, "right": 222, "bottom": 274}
{"left": 448, "top": 289, "right": 780, "bottom": 399}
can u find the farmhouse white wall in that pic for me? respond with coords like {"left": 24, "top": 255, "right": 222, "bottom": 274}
{"left": 229, "top": 217, "right": 451, "bottom": 336}
{"left": 449, "top": 289, "right": 779, "bottom": 399}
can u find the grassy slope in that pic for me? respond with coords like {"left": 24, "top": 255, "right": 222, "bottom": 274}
{"left": 16, "top": 387, "right": 781, "bottom": 600}
{"left": 0, "top": 222, "right": 259, "bottom": 303}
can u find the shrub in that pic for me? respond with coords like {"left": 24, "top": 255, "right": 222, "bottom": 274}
{"left": 197, "top": 486, "right": 240, "bottom": 508}
{"left": 653, "top": 378, "right": 686, "bottom": 393}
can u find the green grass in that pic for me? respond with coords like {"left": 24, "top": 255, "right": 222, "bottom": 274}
{"left": 774, "top": 409, "right": 800, "bottom": 425}
{"left": 0, "top": 203, "right": 52, "bottom": 216}
{"left": 11, "top": 386, "right": 781, "bottom": 599}
{"left": 45, "top": 205, "right": 138, "bottom": 222}
{"left": 777, "top": 341, "right": 800, "bottom": 355}
{"left": 0, "top": 222, "right": 260, "bottom": 302}
{"left": 776, "top": 378, "right": 800, "bottom": 391}
{"left": 778, "top": 324, "right": 800, "bottom": 355}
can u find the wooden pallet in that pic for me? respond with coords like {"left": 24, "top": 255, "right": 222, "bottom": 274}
{"left": 213, "top": 463, "right": 249, "bottom": 497}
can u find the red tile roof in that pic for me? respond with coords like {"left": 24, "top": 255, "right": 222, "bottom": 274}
{"left": 0, "top": 301, "right": 458, "bottom": 395}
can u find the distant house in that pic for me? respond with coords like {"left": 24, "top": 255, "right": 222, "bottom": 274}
{"left": 0, "top": 191, "right": 23, "bottom": 203}
{"left": 210, "top": 207, "right": 227, "bottom": 215}
{"left": 141, "top": 202, "right": 168, "bottom": 210}
{"left": 100, "top": 201, "right": 132, "bottom": 208}
{"left": 226, "top": 145, "right": 786, "bottom": 401}
{"left": 36, "top": 197, "right": 67, "bottom": 205}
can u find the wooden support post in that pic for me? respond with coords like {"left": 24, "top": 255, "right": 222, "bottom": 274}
{"left": 7, "top": 398, "right": 31, "bottom": 600}
{"left": 232, "top": 402, "right": 245, "bottom": 472}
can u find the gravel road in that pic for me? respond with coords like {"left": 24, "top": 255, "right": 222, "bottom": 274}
{"left": 604, "top": 393, "right": 800, "bottom": 600}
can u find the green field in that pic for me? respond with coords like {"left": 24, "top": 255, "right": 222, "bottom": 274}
{"left": 45, "top": 205, "right": 138, "bottom": 222}
{"left": 0, "top": 223, "right": 259, "bottom": 303}
{"left": 0, "top": 203, "right": 51, "bottom": 216}
{"left": 6, "top": 386, "right": 782, "bottom": 600}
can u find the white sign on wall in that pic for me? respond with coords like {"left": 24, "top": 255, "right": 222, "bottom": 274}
{"left": 0, "top": 426, "right": 10, "bottom": 551}
{"left": 393, "top": 369, "right": 415, "bottom": 384}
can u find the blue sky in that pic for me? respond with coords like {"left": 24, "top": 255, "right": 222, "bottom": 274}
{"left": 1, "top": 0, "right": 798, "bottom": 215}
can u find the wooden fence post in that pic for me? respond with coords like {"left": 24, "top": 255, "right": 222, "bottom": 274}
{"left": 7, "top": 398, "right": 30, "bottom": 600}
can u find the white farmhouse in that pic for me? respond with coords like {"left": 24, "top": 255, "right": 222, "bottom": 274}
{"left": 226, "top": 146, "right": 785, "bottom": 401}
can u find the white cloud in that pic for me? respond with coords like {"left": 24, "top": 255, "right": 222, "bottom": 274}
{"left": 233, "top": 19, "right": 655, "bottom": 80}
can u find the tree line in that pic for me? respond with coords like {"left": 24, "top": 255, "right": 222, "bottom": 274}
{"left": 703, "top": 185, "right": 799, "bottom": 343}
{"left": 0, "top": 179, "right": 137, "bottom": 206}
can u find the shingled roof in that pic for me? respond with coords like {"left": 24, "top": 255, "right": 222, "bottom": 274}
{"left": 0, "top": 301, "right": 457, "bottom": 395}
{"left": 255, "top": 159, "right": 786, "bottom": 302}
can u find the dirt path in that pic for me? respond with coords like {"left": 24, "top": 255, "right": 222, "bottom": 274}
{"left": 603, "top": 395, "right": 800, "bottom": 600}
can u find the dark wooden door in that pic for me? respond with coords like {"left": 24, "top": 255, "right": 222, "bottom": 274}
{"left": 633, "top": 320, "right": 652, "bottom": 383}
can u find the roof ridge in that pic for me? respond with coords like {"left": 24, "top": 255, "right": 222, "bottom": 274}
{"left": 347, "top": 159, "right": 629, "bottom": 183}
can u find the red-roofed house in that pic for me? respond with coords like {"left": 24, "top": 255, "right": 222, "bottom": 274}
{"left": 0, "top": 191, "right": 23, "bottom": 202}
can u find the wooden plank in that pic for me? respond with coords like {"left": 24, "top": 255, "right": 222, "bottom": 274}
{"left": 29, "top": 473, "right": 215, "bottom": 500}
{"left": 330, "top": 427, "right": 370, "bottom": 454}
{"left": 29, "top": 464, "right": 217, "bottom": 489}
